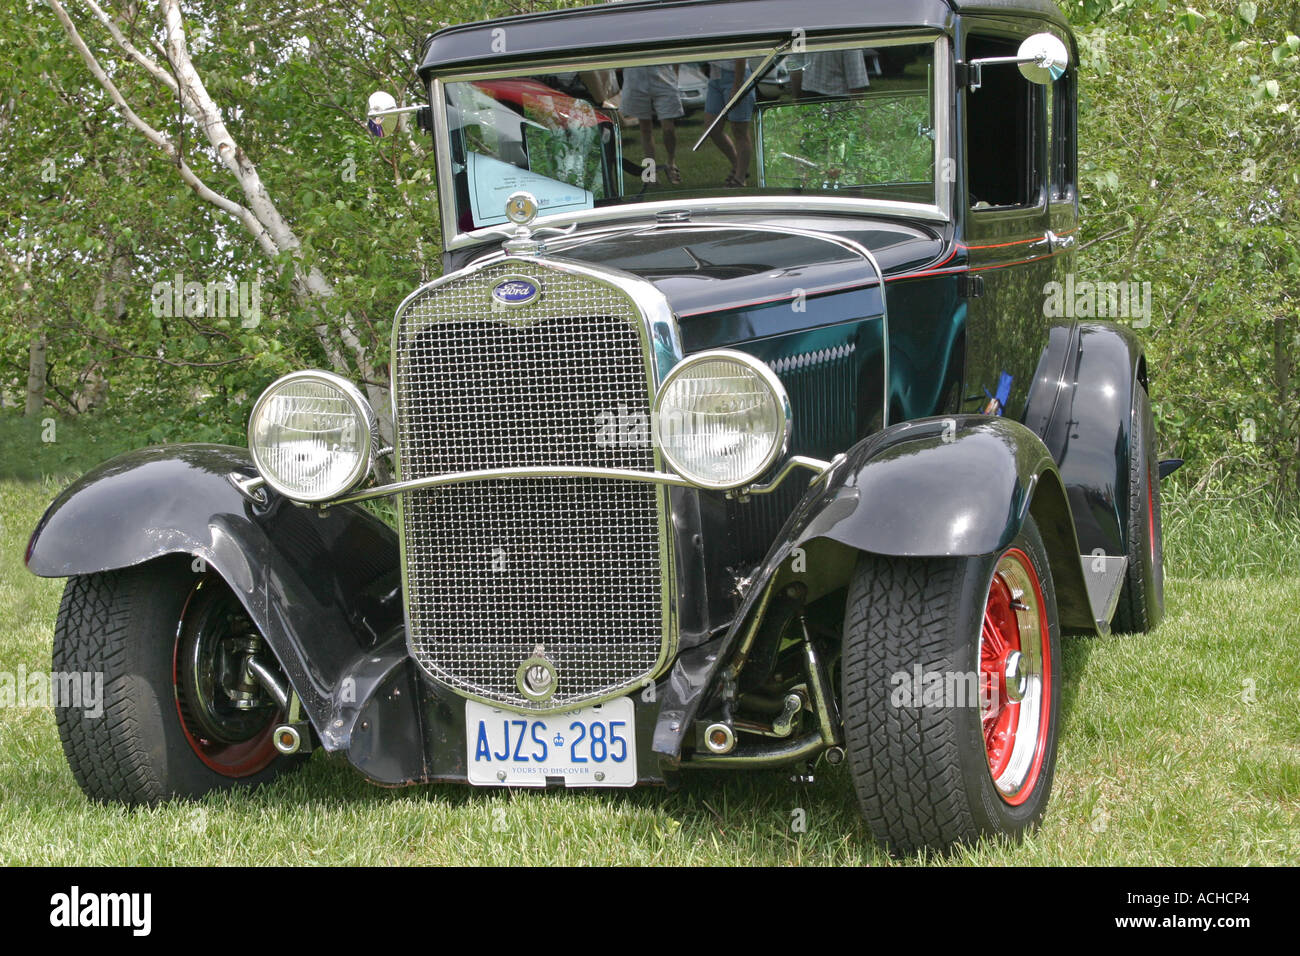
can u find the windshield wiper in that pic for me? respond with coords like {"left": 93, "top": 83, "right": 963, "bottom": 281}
{"left": 692, "top": 38, "right": 793, "bottom": 152}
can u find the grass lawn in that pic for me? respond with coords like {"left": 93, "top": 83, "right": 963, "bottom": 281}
{"left": 1, "top": 474, "right": 1297, "bottom": 865}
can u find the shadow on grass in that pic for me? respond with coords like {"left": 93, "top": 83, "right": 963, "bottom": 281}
{"left": 1057, "top": 629, "right": 1097, "bottom": 748}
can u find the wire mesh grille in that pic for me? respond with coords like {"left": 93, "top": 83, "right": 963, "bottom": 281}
{"left": 393, "top": 262, "right": 667, "bottom": 709}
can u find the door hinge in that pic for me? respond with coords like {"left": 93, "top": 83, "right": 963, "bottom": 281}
{"left": 958, "top": 273, "right": 985, "bottom": 298}
{"left": 956, "top": 61, "right": 983, "bottom": 91}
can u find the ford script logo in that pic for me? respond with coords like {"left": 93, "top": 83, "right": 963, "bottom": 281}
{"left": 491, "top": 276, "right": 540, "bottom": 308}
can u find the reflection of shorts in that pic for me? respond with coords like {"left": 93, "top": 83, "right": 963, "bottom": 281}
{"left": 705, "top": 69, "right": 755, "bottom": 122}
{"left": 621, "top": 68, "right": 684, "bottom": 121}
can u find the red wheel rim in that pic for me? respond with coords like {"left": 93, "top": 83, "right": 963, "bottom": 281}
{"left": 978, "top": 548, "right": 1051, "bottom": 806}
{"left": 173, "top": 580, "right": 280, "bottom": 778}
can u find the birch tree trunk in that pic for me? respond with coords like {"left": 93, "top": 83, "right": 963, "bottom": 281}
{"left": 3, "top": 246, "right": 43, "bottom": 416}
{"left": 25, "top": 332, "right": 48, "bottom": 417}
{"left": 46, "top": 0, "right": 393, "bottom": 443}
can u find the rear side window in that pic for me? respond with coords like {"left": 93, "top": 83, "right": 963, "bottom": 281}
{"left": 965, "top": 35, "right": 1044, "bottom": 209}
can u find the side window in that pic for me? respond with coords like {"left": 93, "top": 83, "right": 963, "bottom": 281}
{"left": 1050, "top": 70, "right": 1076, "bottom": 201}
{"left": 965, "top": 35, "right": 1045, "bottom": 209}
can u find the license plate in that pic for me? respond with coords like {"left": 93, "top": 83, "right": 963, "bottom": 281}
{"left": 466, "top": 697, "right": 636, "bottom": 787}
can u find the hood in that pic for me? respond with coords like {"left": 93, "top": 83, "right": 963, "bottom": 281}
{"left": 534, "top": 215, "right": 946, "bottom": 317}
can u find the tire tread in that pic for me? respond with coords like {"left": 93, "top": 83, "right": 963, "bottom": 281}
{"left": 841, "top": 555, "right": 978, "bottom": 853}
{"left": 52, "top": 561, "right": 301, "bottom": 805}
{"left": 53, "top": 571, "right": 166, "bottom": 804}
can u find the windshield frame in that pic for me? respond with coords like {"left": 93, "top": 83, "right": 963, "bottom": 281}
{"left": 429, "top": 31, "right": 952, "bottom": 251}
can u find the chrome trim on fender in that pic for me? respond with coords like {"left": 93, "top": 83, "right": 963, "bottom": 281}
{"left": 726, "top": 455, "right": 833, "bottom": 502}
{"left": 227, "top": 472, "right": 268, "bottom": 504}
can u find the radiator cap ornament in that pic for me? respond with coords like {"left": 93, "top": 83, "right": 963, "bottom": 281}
{"left": 517, "top": 645, "right": 557, "bottom": 702}
{"left": 505, "top": 190, "right": 539, "bottom": 226}
{"left": 502, "top": 190, "right": 549, "bottom": 256}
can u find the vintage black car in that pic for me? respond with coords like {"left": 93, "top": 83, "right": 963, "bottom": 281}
{"left": 26, "top": 0, "right": 1167, "bottom": 852}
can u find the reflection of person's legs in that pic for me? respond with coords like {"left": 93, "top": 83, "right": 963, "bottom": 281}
{"left": 704, "top": 69, "right": 740, "bottom": 181}
{"left": 662, "top": 119, "right": 677, "bottom": 168}
{"left": 638, "top": 118, "right": 658, "bottom": 175}
{"left": 731, "top": 120, "right": 752, "bottom": 183}
{"left": 704, "top": 114, "right": 737, "bottom": 170}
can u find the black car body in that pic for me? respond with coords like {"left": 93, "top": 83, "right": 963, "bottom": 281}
{"left": 27, "top": 0, "right": 1166, "bottom": 850}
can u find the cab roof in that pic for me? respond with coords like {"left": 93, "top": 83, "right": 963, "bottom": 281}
{"left": 420, "top": 0, "right": 1071, "bottom": 76}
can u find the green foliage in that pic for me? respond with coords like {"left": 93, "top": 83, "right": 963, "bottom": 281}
{"left": 0, "top": 400, "right": 243, "bottom": 482}
{"left": 1, "top": 0, "right": 1297, "bottom": 512}
{"left": 520, "top": 121, "right": 607, "bottom": 199}
{"left": 1062, "top": 0, "right": 1300, "bottom": 503}
{"left": 1163, "top": 477, "right": 1300, "bottom": 576}
{"left": 762, "top": 94, "right": 933, "bottom": 193}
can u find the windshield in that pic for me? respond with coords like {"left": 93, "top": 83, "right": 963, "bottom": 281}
{"left": 440, "top": 38, "right": 939, "bottom": 236}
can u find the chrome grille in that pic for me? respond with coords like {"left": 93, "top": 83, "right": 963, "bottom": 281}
{"left": 393, "top": 260, "right": 668, "bottom": 710}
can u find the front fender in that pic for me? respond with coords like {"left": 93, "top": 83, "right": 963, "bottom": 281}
{"left": 757, "top": 415, "right": 1094, "bottom": 632}
{"left": 25, "top": 444, "right": 404, "bottom": 741}
{"left": 803, "top": 416, "right": 1048, "bottom": 558}
{"left": 654, "top": 416, "right": 1095, "bottom": 762}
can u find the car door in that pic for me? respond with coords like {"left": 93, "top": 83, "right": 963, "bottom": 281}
{"left": 959, "top": 27, "right": 1057, "bottom": 422}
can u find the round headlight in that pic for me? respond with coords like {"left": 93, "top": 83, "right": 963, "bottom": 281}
{"left": 248, "top": 371, "right": 375, "bottom": 502}
{"left": 652, "top": 350, "right": 790, "bottom": 490}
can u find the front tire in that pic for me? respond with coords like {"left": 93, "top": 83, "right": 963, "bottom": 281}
{"left": 841, "top": 515, "right": 1062, "bottom": 853}
{"left": 53, "top": 558, "right": 303, "bottom": 805}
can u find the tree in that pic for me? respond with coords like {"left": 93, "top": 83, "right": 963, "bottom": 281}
{"left": 43, "top": 0, "right": 393, "bottom": 436}
{"left": 1063, "top": 0, "right": 1300, "bottom": 502}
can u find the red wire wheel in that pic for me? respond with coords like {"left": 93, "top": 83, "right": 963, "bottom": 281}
{"left": 172, "top": 578, "right": 281, "bottom": 778}
{"left": 978, "top": 548, "right": 1052, "bottom": 806}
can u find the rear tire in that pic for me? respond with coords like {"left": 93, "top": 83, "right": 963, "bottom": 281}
{"left": 53, "top": 558, "right": 303, "bottom": 805}
{"left": 841, "top": 515, "right": 1062, "bottom": 853}
{"left": 1111, "top": 383, "right": 1164, "bottom": 633}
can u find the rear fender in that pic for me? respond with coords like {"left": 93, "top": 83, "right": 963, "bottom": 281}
{"left": 1027, "top": 320, "right": 1147, "bottom": 558}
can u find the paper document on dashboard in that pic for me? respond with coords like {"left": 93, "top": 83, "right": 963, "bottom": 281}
{"left": 467, "top": 152, "right": 593, "bottom": 227}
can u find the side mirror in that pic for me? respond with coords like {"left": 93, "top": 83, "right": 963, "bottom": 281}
{"left": 1016, "top": 33, "right": 1069, "bottom": 85}
{"left": 367, "top": 91, "right": 399, "bottom": 137}
{"left": 964, "top": 32, "right": 1070, "bottom": 91}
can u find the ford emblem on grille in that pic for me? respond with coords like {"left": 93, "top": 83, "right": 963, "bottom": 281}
{"left": 491, "top": 276, "right": 540, "bottom": 308}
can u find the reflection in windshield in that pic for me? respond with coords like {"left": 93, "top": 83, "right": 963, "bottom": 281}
{"left": 443, "top": 41, "right": 936, "bottom": 232}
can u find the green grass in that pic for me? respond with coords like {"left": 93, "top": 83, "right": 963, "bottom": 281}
{"left": 1, "top": 476, "right": 1298, "bottom": 865}
{"left": 1161, "top": 475, "right": 1300, "bottom": 578}
{"left": 0, "top": 416, "right": 147, "bottom": 483}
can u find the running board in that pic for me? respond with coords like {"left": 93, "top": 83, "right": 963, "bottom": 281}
{"left": 1081, "top": 554, "right": 1128, "bottom": 634}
